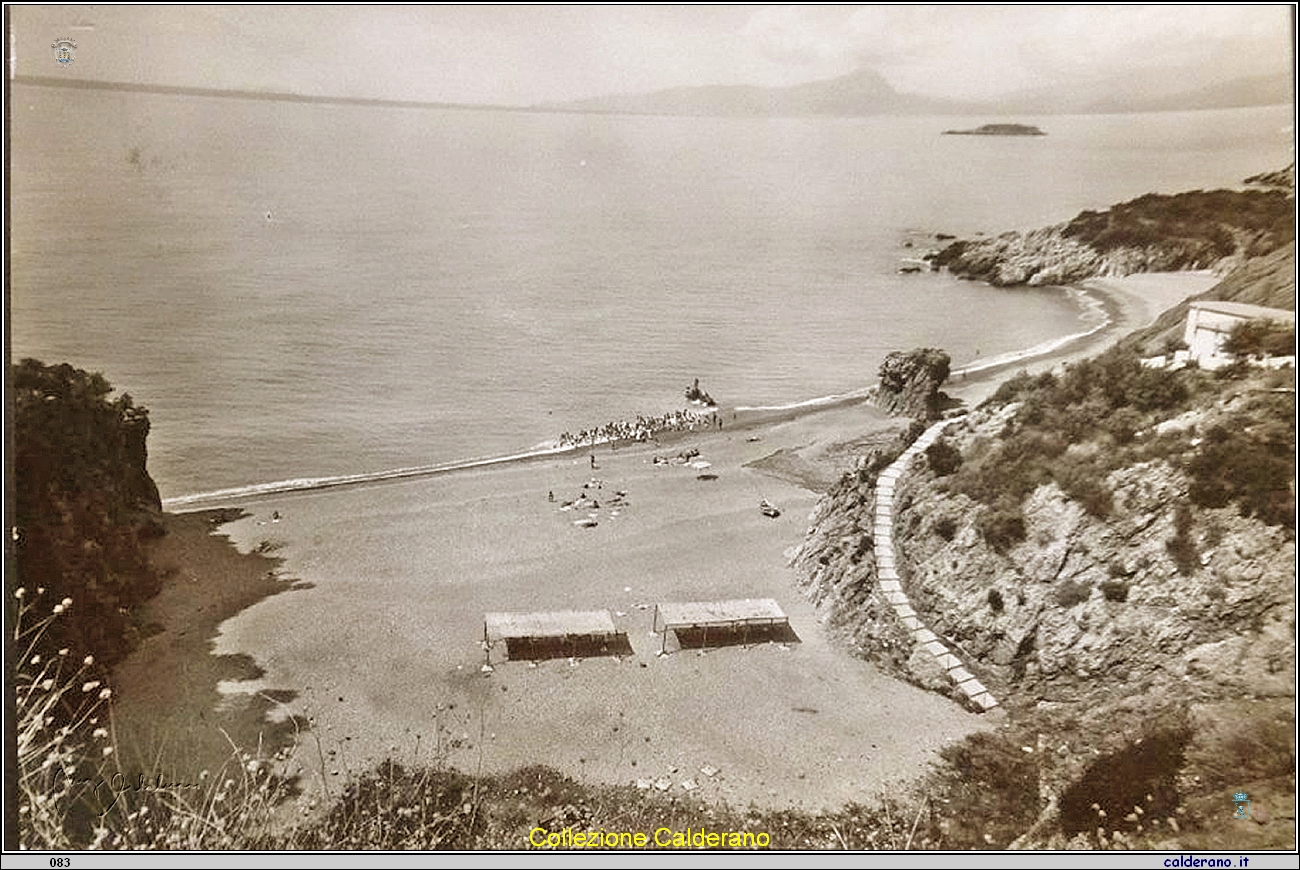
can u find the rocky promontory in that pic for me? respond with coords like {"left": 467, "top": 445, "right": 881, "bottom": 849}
{"left": 870, "top": 348, "right": 952, "bottom": 420}
{"left": 933, "top": 183, "right": 1294, "bottom": 286}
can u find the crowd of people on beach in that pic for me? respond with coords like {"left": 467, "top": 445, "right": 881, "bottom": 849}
{"left": 556, "top": 408, "right": 718, "bottom": 450}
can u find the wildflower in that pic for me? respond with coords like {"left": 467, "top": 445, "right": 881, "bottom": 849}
{"left": 59, "top": 648, "right": 69, "bottom": 656}
{"left": 99, "top": 688, "right": 112, "bottom": 700}
{"left": 14, "top": 587, "right": 24, "bottom": 599}
{"left": 41, "top": 679, "right": 54, "bottom": 691}
{"left": 84, "top": 655, "right": 94, "bottom": 666}
{"left": 82, "top": 680, "right": 101, "bottom": 693}
{"left": 61, "top": 597, "right": 72, "bottom": 608}
{"left": 102, "top": 746, "right": 114, "bottom": 757}
{"left": 52, "top": 604, "right": 64, "bottom": 615}
{"left": 30, "top": 654, "right": 41, "bottom": 665}
{"left": 93, "top": 728, "right": 109, "bottom": 739}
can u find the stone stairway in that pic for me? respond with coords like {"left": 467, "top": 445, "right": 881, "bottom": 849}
{"left": 875, "top": 420, "right": 999, "bottom": 713}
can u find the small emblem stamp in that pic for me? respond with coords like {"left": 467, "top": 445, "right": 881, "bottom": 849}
{"left": 1233, "top": 791, "right": 1251, "bottom": 820}
{"left": 52, "top": 37, "right": 76, "bottom": 65}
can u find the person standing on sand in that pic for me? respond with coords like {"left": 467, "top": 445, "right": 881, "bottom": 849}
{"left": 590, "top": 454, "right": 596, "bottom": 469}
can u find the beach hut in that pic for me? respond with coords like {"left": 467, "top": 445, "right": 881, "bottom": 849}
{"left": 652, "top": 598, "right": 790, "bottom": 654}
{"left": 1183, "top": 301, "right": 1295, "bottom": 370}
{"left": 483, "top": 610, "right": 622, "bottom": 665}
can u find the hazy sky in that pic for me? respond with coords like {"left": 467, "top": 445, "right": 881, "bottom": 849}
{"left": 10, "top": 5, "right": 1294, "bottom": 104}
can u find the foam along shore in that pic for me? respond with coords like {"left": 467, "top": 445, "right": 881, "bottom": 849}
{"left": 162, "top": 272, "right": 1198, "bottom": 514}
{"left": 116, "top": 270, "right": 1223, "bottom": 813}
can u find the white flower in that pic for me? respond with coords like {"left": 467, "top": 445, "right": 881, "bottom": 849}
{"left": 41, "top": 679, "right": 54, "bottom": 691}
{"left": 99, "top": 688, "right": 112, "bottom": 700}
{"left": 93, "top": 728, "right": 109, "bottom": 739}
{"left": 30, "top": 655, "right": 40, "bottom": 665}
{"left": 52, "top": 605, "right": 64, "bottom": 615}
{"left": 81, "top": 681, "right": 101, "bottom": 693}
{"left": 83, "top": 655, "right": 94, "bottom": 666}
{"left": 14, "top": 587, "right": 24, "bottom": 599}
{"left": 61, "top": 597, "right": 72, "bottom": 608}
{"left": 102, "top": 746, "right": 114, "bottom": 757}
{"left": 58, "top": 648, "right": 69, "bottom": 656}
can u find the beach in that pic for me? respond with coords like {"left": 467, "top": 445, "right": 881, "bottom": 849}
{"left": 109, "top": 270, "right": 1222, "bottom": 814}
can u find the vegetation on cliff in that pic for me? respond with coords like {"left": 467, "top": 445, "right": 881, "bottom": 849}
{"left": 933, "top": 181, "right": 1294, "bottom": 287}
{"left": 11, "top": 359, "right": 164, "bottom": 674}
{"left": 794, "top": 342, "right": 1295, "bottom": 847}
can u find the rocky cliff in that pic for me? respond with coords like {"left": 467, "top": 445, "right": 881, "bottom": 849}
{"left": 12, "top": 359, "right": 165, "bottom": 670}
{"left": 870, "top": 348, "right": 952, "bottom": 420}
{"left": 792, "top": 345, "right": 1295, "bottom": 848}
{"left": 934, "top": 185, "right": 1294, "bottom": 287}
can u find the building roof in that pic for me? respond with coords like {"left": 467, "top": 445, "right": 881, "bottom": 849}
{"left": 1189, "top": 300, "right": 1295, "bottom": 324}
{"left": 484, "top": 610, "right": 617, "bottom": 643}
{"left": 655, "top": 598, "right": 787, "bottom": 629}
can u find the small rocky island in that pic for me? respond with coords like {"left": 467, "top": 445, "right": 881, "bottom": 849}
{"left": 943, "top": 123, "right": 1046, "bottom": 136}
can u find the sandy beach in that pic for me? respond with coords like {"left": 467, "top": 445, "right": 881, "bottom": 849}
{"left": 109, "top": 270, "right": 1222, "bottom": 815}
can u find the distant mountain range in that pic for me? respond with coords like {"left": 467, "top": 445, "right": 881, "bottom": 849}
{"left": 544, "top": 67, "right": 1295, "bottom": 118}
{"left": 15, "top": 66, "right": 1293, "bottom": 118}
{"left": 542, "top": 68, "right": 977, "bottom": 117}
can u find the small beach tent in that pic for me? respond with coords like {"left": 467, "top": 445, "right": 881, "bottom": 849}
{"left": 483, "top": 610, "right": 620, "bottom": 665}
{"left": 652, "top": 598, "right": 789, "bottom": 654}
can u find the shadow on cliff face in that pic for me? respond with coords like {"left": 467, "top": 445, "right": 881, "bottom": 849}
{"left": 1058, "top": 725, "right": 1191, "bottom": 836}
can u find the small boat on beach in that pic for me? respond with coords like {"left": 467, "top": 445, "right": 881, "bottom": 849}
{"left": 759, "top": 499, "right": 781, "bottom": 518}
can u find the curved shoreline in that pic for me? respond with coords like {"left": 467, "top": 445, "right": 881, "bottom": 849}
{"left": 162, "top": 274, "right": 1197, "bottom": 512}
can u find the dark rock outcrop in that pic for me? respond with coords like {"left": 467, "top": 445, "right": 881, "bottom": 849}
{"left": 873, "top": 348, "right": 951, "bottom": 420}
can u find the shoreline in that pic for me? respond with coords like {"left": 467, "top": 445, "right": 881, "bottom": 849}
{"left": 113, "top": 268, "right": 1222, "bottom": 814}
{"left": 161, "top": 272, "right": 1180, "bottom": 514}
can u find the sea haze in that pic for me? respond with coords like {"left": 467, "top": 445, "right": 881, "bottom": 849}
{"left": 9, "top": 86, "right": 1293, "bottom": 500}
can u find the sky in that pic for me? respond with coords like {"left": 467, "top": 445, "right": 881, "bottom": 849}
{"left": 8, "top": 5, "right": 1295, "bottom": 105}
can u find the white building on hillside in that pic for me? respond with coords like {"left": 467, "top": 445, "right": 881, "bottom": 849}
{"left": 1183, "top": 300, "right": 1295, "bottom": 370}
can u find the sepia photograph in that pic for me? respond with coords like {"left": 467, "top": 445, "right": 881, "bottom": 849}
{"left": 5, "top": 5, "right": 1296, "bottom": 862}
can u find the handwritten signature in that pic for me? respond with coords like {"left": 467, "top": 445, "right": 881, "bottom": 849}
{"left": 67, "top": 773, "right": 202, "bottom": 814}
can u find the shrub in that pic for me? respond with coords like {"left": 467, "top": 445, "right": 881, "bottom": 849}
{"left": 988, "top": 370, "right": 1035, "bottom": 405}
{"left": 933, "top": 516, "right": 958, "bottom": 541}
{"left": 1054, "top": 580, "right": 1091, "bottom": 608}
{"left": 1166, "top": 504, "right": 1200, "bottom": 575}
{"left": 925, "top": 440, "right": 963, "bottom": 476}
{"left": 978, "top": 505, "right": 1026, "bottom": 553}
{"left": 1223, "top": 318, "right": 1296, "bottom": 359}
{"left": 1100, "top": 580, "right": 1129, "bottom": 602}
{"left": 1187, "top": 423, "right": 1295, "bottom": 527}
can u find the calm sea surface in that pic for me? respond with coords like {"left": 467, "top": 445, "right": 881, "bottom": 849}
{"left": 9, "top": 86, "right": 1293, "bottom": 500}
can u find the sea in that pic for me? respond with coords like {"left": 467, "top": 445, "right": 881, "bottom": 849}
{"left": 9, "top": 84, "right": 1294, "bottom": 504}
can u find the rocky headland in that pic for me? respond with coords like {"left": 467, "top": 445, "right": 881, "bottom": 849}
{"left": 791, "top": 238, "right": 1296, "bottom": 847}
{"left": 932, "top": 182, "right": 1294, "bottom": 287}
